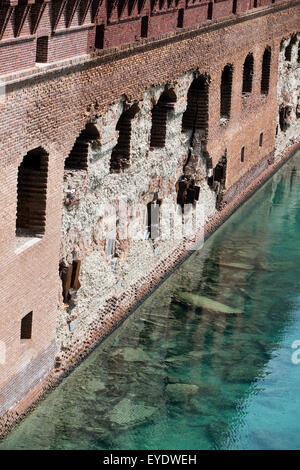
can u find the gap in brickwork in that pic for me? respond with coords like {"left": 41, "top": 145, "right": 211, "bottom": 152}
{"left": 141, "top": 15, "right": 148, "bottom": 38}
{"left": 241, "top": 146, "right": 245, "bottom": 162}
{"left": 65, "top": 123, "right": 100, "bottom": 170}
{"left": 182, "top": 75, "right": 209, "bottom": 132}
{"left": 207, "top": 153, "right": 227, "bottom": 209}
{"left": 95, "top": 24, "right": 104, "bottom": 49}
{"left": 220, "top": 65, "right": 233, "bottom": 120}
{"left": 16, "top": 148, "right": 48, "bottom": 238}
{"left": 177, "top": 9, "right": 184, "bottom": 28}
{"left": 110, "top": 103, "right": 139, "bottom": 173}
{"left": 150, "top": 88, "right": 176, "bottom": 148}
{"left": 261, "top": 46, "right": 271, "bottom": 95}
{"left": 20, "top": 312, "right": 33, "bottom": 340}
{"left": 36, "top": 36, "right": 49, "bottom": 63}
{"left": 242, "top": 53, "right": 254, "bottom": 94}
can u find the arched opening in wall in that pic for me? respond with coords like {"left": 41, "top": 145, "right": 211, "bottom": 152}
{"left": 65, "top": 122, "right": 100, "bottom": 170}
{"left": 182, "top": 75, "right": 209, "bottom": 132}
{"left": 285, "top": 35, "right": 297, "bottom": 61}
{"left": 150, "top": 89, "right": 176, "bottom": 148}
{"left": 207, "top": 2, "right": 213, "bottom": 19}
{"left": 214, "top": 156, "right": 227, "bottom": 185}
{"left": 110, "top": 104, "right": 139, "bottom": 173}
{"left": 20, "top": 312, "right": 33, "bottom": 340}
{"left": 16, "top": 147, "right": 49, "bottom": 237}
{"left": 260, "top": 46, "right": 271, "bottom": 95}
{"left": 240, "top": 146, "right": 245, "bottom": 162}
{"left": 220, "top": 65, "right": 233, "bottom": 120}
{"left": 242, "top": 53, "right": 254, "bottom": 94}
{"left": 208, "top": 153, "right": 227, "bottom": 209}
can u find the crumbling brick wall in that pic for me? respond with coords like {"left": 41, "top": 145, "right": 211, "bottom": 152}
{"left": 0, "top": 2, "right": 299, "bottom": 425}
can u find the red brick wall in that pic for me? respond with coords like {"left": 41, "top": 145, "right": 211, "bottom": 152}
{"left": 0, "top": 38, "right": 35, "bottom": 75}
{"left": 0, "top": 0, "right": 288, "bottom": 77}
{"left": 49, "top": 27, "right": 92, "bottom": 62}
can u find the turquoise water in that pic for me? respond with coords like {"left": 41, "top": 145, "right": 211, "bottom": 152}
{"left": 2, "top": 150, "right": 300, "bottom": 450}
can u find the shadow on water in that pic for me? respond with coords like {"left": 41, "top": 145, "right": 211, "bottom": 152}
{"left": 2, "top": 151, "right": 300, "bottom": 450}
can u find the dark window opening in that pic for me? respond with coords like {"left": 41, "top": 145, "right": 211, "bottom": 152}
{"left": 65, "top": 122, "right": 100, "bottom": 170}
{"left": 259, "top": 132, "right": 263, "bottom": 147}
{"left": 176, "top": 178, "right": 200, "bottom": 208}
{"left": 16, "top": 148, "right": 48, "bottom": 237}
{"left": 20, "top": 312, "right": 33, "bottom": 340}
{"left": 141, "top": 15, "right": 148, "bottom": 38}
{"left": 220, "top": 65, "right": 233, "bottom": 119}
{"left": 279, "top": 105, "right": 291, "bottom": 132}
{"left": 60, "top": 259, "right": 81, "bottom": 304}
{"left": 285, "top": 35, "right": 297, "bottom": 62}
{"left": 110, "top": 104, "right": 139, "bottom": 173}
{"left": 241, "top": 146, "right": 245, "bottom": 162}
{"left": 261, "top": 46, "right": 271, "bottom": 95}
{"left": 150, "top": 89, "right": 176, "bottom": 148}
{"left": 182, "top": 75, "right": 209, "bottom": 131}
{"left": 95, "top": 24, "right": 104, "bottom": 50}
{"left": 242, "top": 53, "right": 254, "bottom": 94}
{"left": 232, "top": 0, "right": 237, "bottom": 13}
{"left": 253, "top": 0, "right": 258, "bottom": 7}
{"left": 177, "top": 9, "right": 184, "bottom": 28}
{"left": 147, "top": 199, "right": 162, "bottom": 239}
{"left": 207, "top": 2, "right": 213, "bottom": 19}
{"left": 36, "top": 36, "right": 48, "bottom": 63}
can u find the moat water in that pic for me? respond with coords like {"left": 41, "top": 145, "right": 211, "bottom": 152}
{"left": 2, "top": 150, "right": 300, "bottom": 450}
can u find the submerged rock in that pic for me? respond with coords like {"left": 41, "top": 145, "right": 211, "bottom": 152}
{"left": 166, "top": 383, "right": 199, "bottom": 403}
{"left": 111, "top": 347, "right": 150, "bottom": 362}
{"left": 177, "top": 292, "right": 242, "bottom": 315}
{"left": 107, "top": 398, "right": 157, "bottom": 427}
{"left": 219, "top": 261, "right": 253, "bottom": 271}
